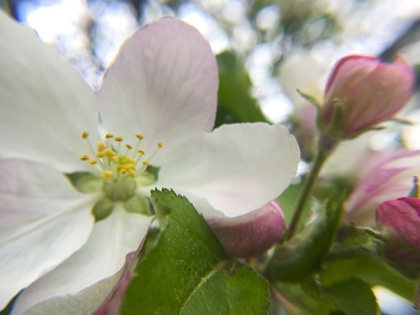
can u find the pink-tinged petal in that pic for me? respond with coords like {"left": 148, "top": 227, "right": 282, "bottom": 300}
{"left": 322, "top": 55, "right": 415, "bottom": 135}
{"left": 14, "top": 240, "right": 146, "bottom": 315}
{"left": 11, "top": 206, "right": 153, "bottom": 315}
{"left": 151, "top": 123, "right": 300, "bottom": 217}
{"left": 341, "top": 59, "right": 415, "bottom": 134}
{"left": 93, "top": 241, "right": 145, "bottom": 315}
{"left": 324, "top": 55, "right": 380, "bottom": 96}
{"left": 0, "top": 159, "right": 98, "bottom": 309}
{"left": 98, "top": 17, "right": 218, "bottom": 165}
{"left": 0, "top": 12, "right": 100, "bottom": 173}
{"left": 208, "top": 200, "right": 285, "bottom": 258}
{"left": 346, "top": 150, "right": 420, "bottom": 226}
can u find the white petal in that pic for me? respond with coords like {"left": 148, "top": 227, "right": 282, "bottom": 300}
{"left": 0, "top": 12, "right": 100, "bottom": 173}
{"left": 98, "top": 17, "right": 218, "bottom": 164}
{"left": 0, "top": 159, "right": 97, "bottom": 309}
{"left": 18, "top": 243, "right": 145, "bottom": 315}
{"left": 153, "top": 123, "right": 300, "bottom": 217}
{"left": 12, "top": 205, "right": 153, "bottom": 315}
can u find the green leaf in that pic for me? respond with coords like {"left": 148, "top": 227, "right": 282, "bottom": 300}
{"left": 121, "top": 189, "right": 270, "bottom": 315}
{"left": 215, "top": 51, "right": 269, "bottom": 128}
{"left": 265, "top": 191, "right": 345, "bottom": 282}
{"left": 320, "top": 248, "right": 417, "bottom": 302}
{"left": 303, "top": 279, "right": 379, "bottom": 315}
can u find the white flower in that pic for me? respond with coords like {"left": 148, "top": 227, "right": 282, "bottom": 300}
{"left": 0, "top": 12, "right": 300, "bottom": 314}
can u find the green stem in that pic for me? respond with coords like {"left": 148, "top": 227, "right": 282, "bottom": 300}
{"left": 287, "top": 135, "right": 337, "bottom": 239}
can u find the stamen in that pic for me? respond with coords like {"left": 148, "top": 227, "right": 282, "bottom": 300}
{"left": 101, "top": 171, "right": 113, "bottom": 180}
{"left": 114, "top": 136, "right": 123, "bottom": 155}
{"left": 133, "top": 133, "right": 144, "bottom": 157}
{"left": 125, "top": 144, "right": 132, "bottom": 156}
{"left": 97, "top": 141, "right": 106, "bottom": 152}
{"left": 143, "top": 160, "right": 150, "bottom": 166}
{"left": 89, "top": 160, "right": 97, "bottom": 165}
{"left": 135, "top": 150, "right": 145, "bottom": 164}
{"left": 80, "top": 155, "right": 90, "bottom": 161}
{"left": 105, "top": 133, "right": 114, "bottom": 139}
{"left": 81, "top": 131, "right": 90, "bottom": 139}
{"left": 81, "top": 131, "right": 97, "bottom": 160}
{"left": 146, "top": 141, "right": 163, "bottom": 163}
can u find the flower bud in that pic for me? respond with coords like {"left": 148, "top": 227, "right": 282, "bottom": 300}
{"left": 322, "top": 55, "right": 415, "bottom": 136}
{"left": 208, "top": 200, "right": 286, "bottom": 258}
{"left": 346, "top": 149, "right": 420, "bottom": 226}
{"left": 376, "top": 197, "right": 420, "bottom": 270}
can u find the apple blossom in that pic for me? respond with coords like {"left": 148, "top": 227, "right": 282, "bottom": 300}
{"left": 376, "top": 197, "right": 420, "bottom": 270}
{"left": 0, "top": 11, "right": 300, "bottom": 314}
{"left": 321, "top": 55, "right": 415, "bottom": 136}
{"left": 346, "top": 150, "right": 420, "bottom": 226}
{"left": 208, "top": 200, "right": 286, "bottom": 258}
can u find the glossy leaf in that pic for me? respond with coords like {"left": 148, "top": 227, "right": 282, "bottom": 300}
{"left": 121, "top": 189, "right": 270, "bottom": 315}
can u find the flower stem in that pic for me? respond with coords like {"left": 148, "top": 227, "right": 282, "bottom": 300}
{"left": 287, "top": 135, "right": 338, "bottom": 239}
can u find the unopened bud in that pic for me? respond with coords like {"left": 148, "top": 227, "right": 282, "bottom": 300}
{"left": 208, "top": 200, "right": 285, "bottom": 258}
{"left": 321, "top": 55, "right": 415, "bottom": 136}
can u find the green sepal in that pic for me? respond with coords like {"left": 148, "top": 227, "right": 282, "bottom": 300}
{"left": 302, "top": 278, "right": 379, "bottom": 315}
{"left": 264, "top": 191, "right": 345, "bottom": 282}
{"left": 123, "top": 194, "right": 150, "bottom": 215}
{"left": 121, "top": 189, "right": 270, "bottom": 315}
{"left": 325, "top": 98, "right": 344, "bottom": 136}
{"left": 134, "top": 171, "right": 157, "bottom": 187}
{"left": 389, "top": 117, "right": 415, "bottom": 125}
{"left": 297, "top": 89, "right": 322, "bottom": 110}
{"left": 343, "top": 125, "right": 385, "bottom": 140}
{"left": 66, "top": 172, "right": 103, "bottom": 193}
{"left": 92, "top": 198, "right": 114, "bottom": 222}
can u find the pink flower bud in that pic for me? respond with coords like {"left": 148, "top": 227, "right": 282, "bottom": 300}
{"left": 208, "top": 200, "right": 286, "bottom": 258}
{"left": 346, "top": 149, "right": 420, "bottom": 226}
{"left": 322, "top": 55, "right": 415, "bottom": 135}
{"left": 376, "top": 197, "right": 420, "bottom": 269}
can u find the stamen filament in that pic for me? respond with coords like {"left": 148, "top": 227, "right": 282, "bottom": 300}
{"left": 132, "top": 133, "right": 144, "bottom": 157}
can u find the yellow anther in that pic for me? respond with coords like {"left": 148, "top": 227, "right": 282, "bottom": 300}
{"left": 143, "top": 160, "right": 150, "bottom": 166}
{"left": 138, "top": 150, "right": 145, "bottom": 155}
{"left": 103, "top": 148, "right": 116, "bottom": 158}
{"left": 136, "top": 134, "right": 144, "bottom": 140}
{"left": 80, "top": 155, "right": 90, "bottom": 161}
{"left": 158, "top": 141, "right": 163, "bottom": 148}
{"left": 126, "top": 144, "right": 132, "bottom": 150}
{"left": 81, "top": 131, "right": 89, "bottom": 139}
{"left": 114, "top": 136, "right": 123, "bottom": 142}
{"left": 97, "top": 141, "right": 106, "bottom": 152}
{"left": 105, "top": 133, "right": 114, "bottom": 139}
{"left": 97, "top": 151, "right": 105, "bottom": 158}
{"left": 89, "top": 160, "right": 97, "bottom": 165}
{"left": 101, "top": 171, "right": 113, "bottom": 180}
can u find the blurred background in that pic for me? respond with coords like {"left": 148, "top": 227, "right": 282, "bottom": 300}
{"left": 2, "top": 0, "right": 420, "bottom": 314}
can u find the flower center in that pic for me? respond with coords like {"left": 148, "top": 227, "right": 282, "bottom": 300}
{"left": 79, "top": 131, "right": 162, "bottom": 202}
